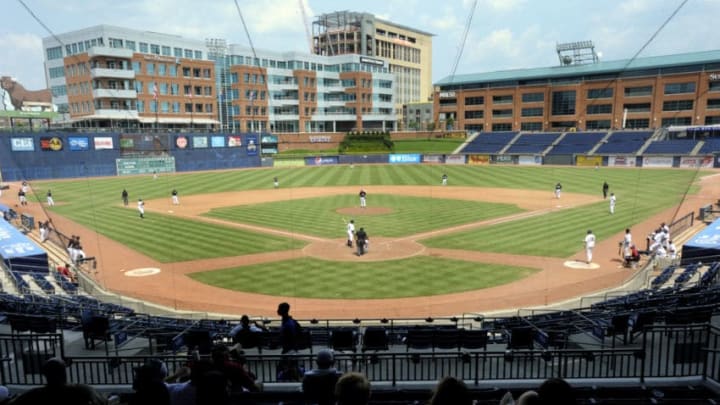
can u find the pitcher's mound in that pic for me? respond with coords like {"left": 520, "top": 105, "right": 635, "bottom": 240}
{"left": 337, "top": 207, "right": 393, "bottom": 216}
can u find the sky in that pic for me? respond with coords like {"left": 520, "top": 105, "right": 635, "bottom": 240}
{"left": 1, "top": 0, "right": 720, "bottom": 95}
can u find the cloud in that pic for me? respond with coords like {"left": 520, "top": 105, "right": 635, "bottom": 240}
{"left": 478, "top": 0, "right": 526, "bottom": 13}
{"left": 0, "top": 33, "right": 45, "bottom": 90}
{"left": 619, "top": 0, "right": 653, "bottom": 14}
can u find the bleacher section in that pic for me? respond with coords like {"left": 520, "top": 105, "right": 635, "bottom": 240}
{"left": 698, "top": 137, "right": 720, "bottom": 154}
{"left": 644, "top": 139, "right": 699, "bottom": 154}
{"left": 594, "top": 131, "right": 654, "bottom": 154}
{"left": 504, "top": 132, "right": 561, "bottom": 154}
{"left": 546, "top": 131, "right": 606, "bottom": 155}
{"left": 461, "top": 131, "right": 517, "bottom": 153}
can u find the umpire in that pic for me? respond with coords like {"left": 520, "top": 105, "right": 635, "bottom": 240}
{"left": 356, "top": 228, "right": 368, "bottom": 256}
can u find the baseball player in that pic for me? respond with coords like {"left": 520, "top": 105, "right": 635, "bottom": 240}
{"left": 18, "top": 189, "right": 27, "bottom": 206}
{"left": 554, "top": 182, "right": 562, "bottom": 199}
{"left": 346, "top": 219, "right": 355, "bottom": 247}
{"left": 46, "top": 190, "right": 55, "bottom": 206}
{"left": 138, "top": 198, "right": 145, "bottom": 219}
{"left": 355, "top": 227, "right": 369, "bottom": 256}
{"left": 273, "top": 177, "right": 279, "bottom": 189}
{"left": 609, "top": 193, "right": 616, "bottom": 214}
{"left": 359, "top": 188, "right": 367, "bottom": 208}
{"left": 584, "top": 229, "right": 596, "bottom": 264}
{"left": 122, "top": 189, "right": 129, "bottom": 206}
{"left": 441, "top": 174, "right": 448, "bottom": 186}
{"left": 602, "top": 181, "right": 609, "bottom": 199}
{"left": 171, "top": 189, "right": 179, "bottom": 205}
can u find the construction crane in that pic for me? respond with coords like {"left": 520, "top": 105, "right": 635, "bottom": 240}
{"left": 298, "top": 0, "right": 314, "bottom": 53}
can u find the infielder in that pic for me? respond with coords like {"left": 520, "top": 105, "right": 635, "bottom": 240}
{"left": 138, "top": 198, "right": 145, "bottom": 219}
{"left": 359, "top": 188, "right": 367, "bottom": 208}
{"left": 441, "top": 174, "right": 448, "bottom": 186}
{"left": 346, "top": 219, "right": 355, "bottom": 247}
{"left": 609, "top": 193, "right": 616, "bottom": 214}
{"left": 171, "top": 189, "right": 179, "bottom": 205}
{"left": 46, "top": 190, "right": 55, "bottom": 206}
{"left": 554, "top": 182, "right": 562, "bottom": 199}
{"left": 273, "top": 177, "right": 279, "bottom": 189}
{"left": 584, "top": 229, "right": 596, "bottom": 264}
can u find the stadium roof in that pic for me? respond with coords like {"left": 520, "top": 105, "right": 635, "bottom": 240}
{"left": 435, "top": 49, "right": 720, "bottom": 86}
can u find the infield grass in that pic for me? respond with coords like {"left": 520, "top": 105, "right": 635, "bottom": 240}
{"left": 188, "top": 256, "right": 538, "bottom": 299}
{"left": 204, "top": 194, "right": 522, "bottom": 238}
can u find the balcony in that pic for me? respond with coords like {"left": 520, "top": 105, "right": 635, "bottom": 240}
{"left": 87, "top": 47, "right": 133, "bottom": 59}
{"left": 92, "top": 89, "right": 137, "bottom": 99}
{"left": 91, "top": 68, "right": 135, "bottom": 80}
{"left": 92, "top": 109, "right": 139, "bottom": 120}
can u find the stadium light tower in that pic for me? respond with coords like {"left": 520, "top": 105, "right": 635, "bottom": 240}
{"left": 556, "top": 40, "right": 599, "bottom": 66}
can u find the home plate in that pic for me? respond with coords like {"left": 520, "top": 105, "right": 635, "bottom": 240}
{"left": 564, "top": 260, "right": 600, "bottom": 270}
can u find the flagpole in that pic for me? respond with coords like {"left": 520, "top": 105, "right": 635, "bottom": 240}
{"left": 153, "top": 81, "right": 159, "bottom": 132}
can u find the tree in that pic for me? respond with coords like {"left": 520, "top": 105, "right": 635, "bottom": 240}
{"left": 446, "top": 116, "right": 455, "bottom": 130}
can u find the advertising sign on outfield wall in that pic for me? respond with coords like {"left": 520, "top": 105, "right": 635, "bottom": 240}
{"left": 93, "top": 137, "right": 113, "bottom": 150}
{"left": 10, "top": 137, "right": 34, "bottom": 152}
{"left": 246, "top": 135, "right": 258, "bottom": 156}
{"left": 116, "top": 157, "right": 176, "bottom": 176}
{"left": 576, "top": 155, "right": 602, "bottom": 166}
{"left": 211, "top": 136, "right": 225, "bottom": 148}
{"left": 192, "top": 136, "right": 208, "bottom": 148}
{"left": 68, "top": 136, "right": 89, "bottom": 151}
{"left": 679, "top": 156, "right": 714, "bottom": 168}
{"left": 643, "top": 156, "right": 673, "bottom": 168}
{"left": 445, "top": 155, "right": 466, "bottom": 165}
{"left": 274, "top": 159, "right": 305, "bottom": 167}
{"left": 228, "top": 136, "right": 242, "bottom": 147}
{"left": 608, "top": 156, "right": 636, "bottom": 167}
{"left": 305, "top": 156, "right": 339, "bottom": 166}
{"left": 494, "top": 155, "right": 513, "bottom": 164}
{"left": 467, "top": 155, "right": 490, "bottom": 165}
{"left": 388, "top": 154, "right": 421, "bottom": 164}
{"left": 422, "top": 154, "right": 444, "bottom": 163}
{"left": 518, "top": 155, "right": 542, "bottom": 166}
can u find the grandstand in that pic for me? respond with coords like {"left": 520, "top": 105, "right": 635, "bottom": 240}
{"left": 461, "top": 131, "right": 517, "bottom": 153}
{"left": 593, "top": 131, "right": 654, "bottom": 155}
{"left": 546, "top": 132, "right": 607, "bottom": 155}
{"left": 504, "top": 133, "right": 562, "bottom": 154}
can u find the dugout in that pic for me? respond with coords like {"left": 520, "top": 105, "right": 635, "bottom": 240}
{"left": 0, "top": 217, "right": 48, "bottom": 272}
{"left": 681, "top": 217, "right": 720, "bottom": 265}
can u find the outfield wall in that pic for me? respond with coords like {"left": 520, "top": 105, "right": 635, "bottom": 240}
{"left": 0, "top": 132, "right": 261, "bottom": 181}
{"left": 1, "top": 131, "right": 719, "bottom": 181}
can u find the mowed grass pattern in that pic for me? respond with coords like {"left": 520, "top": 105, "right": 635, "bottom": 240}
{"left": 204, "top": 194, "right": 522, "bottom": 238}
{"left": 50, "top": 206, "right": 305, "bottom": 262}
{"left": 189, "top": 256, "right": 537, "bottom": 299}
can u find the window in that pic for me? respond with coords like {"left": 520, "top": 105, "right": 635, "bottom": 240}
{"left": 662, "top": 100, "right": 693, "bottom": 111}
{"left": 464, "top": 110, "right": 484, "bottom": 119}
{"left": 664, "top": 82, "right": 696, "bottom": 95}
{"left": 169, "top": 64, "right": 177, "bottom": 77}
{"left": 184, "top": 49, "right": 193, "bottom": 58}
{"left": 586, "top": 120, "right": 611, "bottom": 129}
{"left": 48, "top": 66, "right": 65, "bottom": 79}
{"left": 492, "top": 123, "right": 512, "bottom": 131}
{"left": 185, "top": 103, "right": 192, "bottom": 113}
{"left": 710, "top": 82, "right": 720, "bottom": 92}
{"left": 551, "top": 90, "right": 576, "bottom": 115}
{"left": 161, "top": 46, "right": 171, "bottom": 56}
{"left": 465, "top": 124, "right": 483, "bottom": 131}
{"left": 194, "top": 50, "right": 202, "bottom": 59}
{"left": 662, "top": 117, "right": 692, "bottom": 126}
{"left": 172, "top": 102, "right": 180, "bottom": 113}
{"left": 521, "top": 107, "right": 543, "bottom": 117}
{"left": 706, "top": 116, "right": 720, "bottom": 125}
{"left": 157, "top": 64, "right": 166, "bottom": 76}
{"left": 586, "top": 104, "right": 612, "bottom": 115}
{"left": 243, "top": 73, "right": 250, "bottom": 83}
{"left": 522, "top": 92, "right": 544, "bottom": 103}
{"left": 137, "top": 100, "right": 144, "bottom": 112}
{"left": 624, "top": 86, "right": 652, "bottom": 97}
{"left": 132, "top": 61, "right": 141, "bottom": 73}
{"left": 493, "top": 95, "right": 513, "bottom": 104}
{"left": 182, "top": 67, "right": 191, "bottom": 77}
{"left": 150, "top": 44, "right": 160, "bottom": 55}
{"left": 46, "top": 46, "right": 63, "bottom": 60}
{"left": 161, "top": 102, "right": 169, "bottom": 113}
{"left": 521, "top": 122, "right": 542, "bottom": 131}
{"left": 51, "top": 85, "right": 66, "bottom": 97}
{"left": 135, "top": 81, "right": 143, "bottom": 93}
{"left": 171, "top": 83, "right": 178, "bottom": 95}
{"left": 465, "top": 96, "right": 484, "bottom": 105}
{"left": 126, "top": 40, "right": 136, "bottom": 51}
{"left": 160, "top": 83, "right": 168, "bottom": 95}
{"left": 707, "top": 99, "right": 720, "bottom": 109}
{"left": 147, "top": 63, "right": 154, "bottom": 75}
{"left": 492, "top": 109, "right": 513, "bottom": 118}
{"left": 587, "top": 88, "right": 613, "bottom": 99}
{"left": 139, "top": 42, "right": 149, "bottom": 53}
{"left": 624, "top": 102, "right": 651, "bottom": 113}
{"left": 625, "top": 118, "right": 650, "bottom": 129}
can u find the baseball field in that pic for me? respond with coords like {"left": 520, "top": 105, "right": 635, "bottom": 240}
{"left": 24, "top": 164, "right": 710, "bottom": 318}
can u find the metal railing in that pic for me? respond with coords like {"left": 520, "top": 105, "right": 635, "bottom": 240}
{"left": 1, "top": 324, "right": 719, "bottom": 386}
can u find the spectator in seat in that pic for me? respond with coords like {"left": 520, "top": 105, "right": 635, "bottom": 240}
{"left": 229, "top": 314, "right": 266, "bottom": 347}
{"left": 302, "top": 349, "right": 342, "bottom": 405}
{"left": 8, "top": 357, "right": 105, "bottom": 405}
{"left": 624, "top": 244, "right": 641, "bottom": 269}
{"left": 166, "top": 360, "right": 214, "bottom": 405}
{"left": 210, "top": 344, "right": 259, "bottom": 392}
{"left": 195, "top": 370, "right": 230, "bottom": 405}
{"left": 429, "top": 376, "right": 472, "bottom": 405}
{"left": 130, "top": 359, "right": 170, "bottom": 405}
{"left": 537, "top": 377, "right": 576, "bottom": 405}
{"left": 335, "top": 372, "right": 371, "bottom": 405}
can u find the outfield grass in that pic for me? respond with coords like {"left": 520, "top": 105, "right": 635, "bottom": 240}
{"left": 34, "top": 165, "right": 704, "bottom": 263}
{"left": 204, "top": 194, "right": 522, "bottom": 238}
{"left": 188, "top": 256, "right": 538, "bottom": 298}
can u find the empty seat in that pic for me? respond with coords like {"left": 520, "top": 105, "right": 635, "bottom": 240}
{"left": 362, "top": 326, "right": 389, "bottom": 352}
